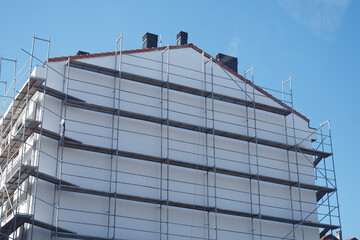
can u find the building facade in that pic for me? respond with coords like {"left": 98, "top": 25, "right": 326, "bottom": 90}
{"left": 0, "top": 33, "right": 341, "bottom": 239}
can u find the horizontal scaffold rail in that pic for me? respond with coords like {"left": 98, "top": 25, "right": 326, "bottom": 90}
{"left": 0, "top": 214, "right": 74, "bottom": 240}
{"left": 0, "top": 77, "right": 44, "bottom": 139}
{"left": 0, "top": 120, "right": 40, "bottom": 168}
{"left": 67, "top": 59, "right": 292, "bottom": 116}
{"left": 39, "top": 128, "right": 334, "bottom": 201}
{"left": 59, "top": 184, "right": 340, "bottom": 231}
{"left": 55, "top": 232, "right": 112, "bottom": 240}
{"left": 54, "top": 93, "right": 330, "bottom": 161}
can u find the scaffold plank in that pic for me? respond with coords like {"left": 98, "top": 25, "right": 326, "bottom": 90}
{"left": 60, "top": 185, "right": 340, "bottom": 231}
{"left": 63, "top": 97, "right": 331, "bottom": 161}
{"left": 0, "top": 214, "right": 75, "bottom": 240}
{"left": 0, "top": 164, "right": 77, "bottom": 203}
{"left": 0, "top": 165, "right": 36, "bottom": 202}
{"left": 1, "top": 77, "right": 44, "bottom": 139}
{"left": 0, "top": 214, "right": 30, "bottom": 239}
{"left": 55, "top": 233, "right": 112, "bottom": 240}
{"left": 0, "top": 120, "right": 40, "bottom": 167}
{"left": 31, "top": 170, "right": 78, "bottom": 187}
{"left": 38, "top": 85, "right": 85, "bottom": 102}
{"left": 67, "top": 59, "right": 292, "bottom": 116}
{"left": 36, "top": 128, "right": 82, "bottom": 144}
{"left": 37, "top": 130, "right": 335, "bottom": 198}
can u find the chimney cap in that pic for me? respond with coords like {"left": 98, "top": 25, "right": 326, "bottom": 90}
{"left": 76, "top": 50, "right": 89, "bottom": 56}
{"left": 142, "top": 32, "right": 158, "bottom": 42}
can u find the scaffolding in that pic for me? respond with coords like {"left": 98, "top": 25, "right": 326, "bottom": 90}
{"left": 0, "top": 35, "right": 341, "bottom": 240}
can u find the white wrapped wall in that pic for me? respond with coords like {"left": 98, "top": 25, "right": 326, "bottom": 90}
{"left": 19, "top": 46, "right": 321, "bottom": 239}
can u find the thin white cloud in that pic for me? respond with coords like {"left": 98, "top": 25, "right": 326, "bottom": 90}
{"left": 227, "top": 37, "right": 240, "bottom": 56}
{"left": 278, "top": 0, "right": 350, "bottom": 39}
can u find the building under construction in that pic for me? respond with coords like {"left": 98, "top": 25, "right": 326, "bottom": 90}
{"left": 0, "top": 32, "right": 341, "bottom": 240}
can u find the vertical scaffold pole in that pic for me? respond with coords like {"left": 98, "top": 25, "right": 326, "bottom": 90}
{"left": 202, "top": 52, "right": 210, "bottom": 239}
{"left": 320, "top": 125, "right": 333, "bottom": 231}
{"left": 282, "top": 76, "right": 296, "bottom": 240}
{"left": 288, "top": 77, "right": 305, "bottom": 240}
{"left": 327, "top": 121, "right": 342, "bottom": 234}
{"left": 244, "top": 68, "right": 255, "bottom": 240}
{"left": 55, "top": 56, "right": 71, "bottom": 239}
{"left": 166, "top": 46, "right": 170, "bottom": 240}
{"left": 30, "top": 36, "right": 51, "bottom": 240}
{"left": 250, "top": 66, "right": 263, "bottom": 240}
{"left": 113, "top": 33, "right": 122, "bottom": 239}
{"left": 107, "top": 34, "right": 123, "bottom": 239}
{"left": 160, "top": 46, "right": 170, "bottom": 240}
{"left": 210, "top": 59, "right": 218, "bottom": 240}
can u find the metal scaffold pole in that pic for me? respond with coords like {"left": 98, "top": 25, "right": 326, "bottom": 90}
{"left": 166, "top": 46, "right": 170, "bottom": 240}
{"left": 250, "top": 66, "right": 263, "bottom": 240}
{"left": 160, "top": 45, "right": 170, "bottom": 240}
{"left": 289, "top": 77, "right": 305, "bottom": 240}
{"left": 113, "top": 33, "right": 122, "bottom": 239}
{"left": 210, "top": 58, "right": 218, "bottom": 240}
{"left": 202, "top": 52, "right": 210, "bottom": 239}
{"left": 159, "top": 45, "right": 171, "bottom": 240}
{"left": 107, "top": 33, "right": 123, "bottom": 239}
{"left": 244, "top": 67, "right": 255, "bottom": 240}
{"left": 29, "top": 36, "right": 51, "bottom": 240}
{"left": 54, "top": 56, "right": 71, "bottom": 239}
{"left": 327, "top": 121, "right": 342, "bottom": 235}
{"left": 282, "top": 76, "right": 296, "bottom": 240}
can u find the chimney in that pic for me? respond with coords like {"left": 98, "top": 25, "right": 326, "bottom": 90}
{"left": 142, "top": 32, "right": 158, "bottom": 49}
{"left": 76, "top": 51, "right": 89, "bottom": 56}
{"left": 176, "top": 31, "right": 188, "bottom": 45}
{"left": 216, "top": 53, "right": 238, "bottom": 73}
{"left": 336, "top": 231, "right": 342, "bottom": 240}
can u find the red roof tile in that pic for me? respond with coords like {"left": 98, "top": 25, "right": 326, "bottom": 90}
{"left": 321, "top": 234, "right": 338, "bottom": 240}
{"left": 48, "top": 43, "right": 309, "bottom": 123}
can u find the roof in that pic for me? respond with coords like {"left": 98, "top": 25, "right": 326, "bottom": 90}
{"left": 321, "top": 234, "right": 338, "bottom": 240}
{"left": 48, "top": 43, "right": 309, "bottom": 123}
{"left": 320, "top": 234, "right": 358, "bottom": 240}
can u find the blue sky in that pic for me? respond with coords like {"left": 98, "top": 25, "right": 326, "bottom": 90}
{"left": 0, "top": 0, "right": 359, "bottom": 239}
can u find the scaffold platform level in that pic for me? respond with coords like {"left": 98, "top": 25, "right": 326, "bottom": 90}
{"left": 54, "top": 93, "right": 332, "bottom": 161}
{"left": 38, "top": 128, "right": 334, "bottom": 200}
{"left": 38, "top": 85, "right": 85, "bottom": 102}
{"left": 1, "top": 77, "right": 44, "bottom": 139}
{"left": 0, "top": 214, "right": 75, "bottom": 240}
{"left": 0, "top": 165, "right": 36, "bottom": 203}
{"left": 60, "top": 184, "right": 340, "bottom": 231}
{"left": 67, "top": 59, "right": 292, "bottom": 116}
{"left": 0, "top": 164, "right": 77, "bottom": 203}
{"left": 35, "top": 127, "right": 82, "bottom": 144}
{"left": 0, "top": 120, "right": 40, "bottom": 167}
{"left": 55, "top": 233, "right": 112, "bottom": 240}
